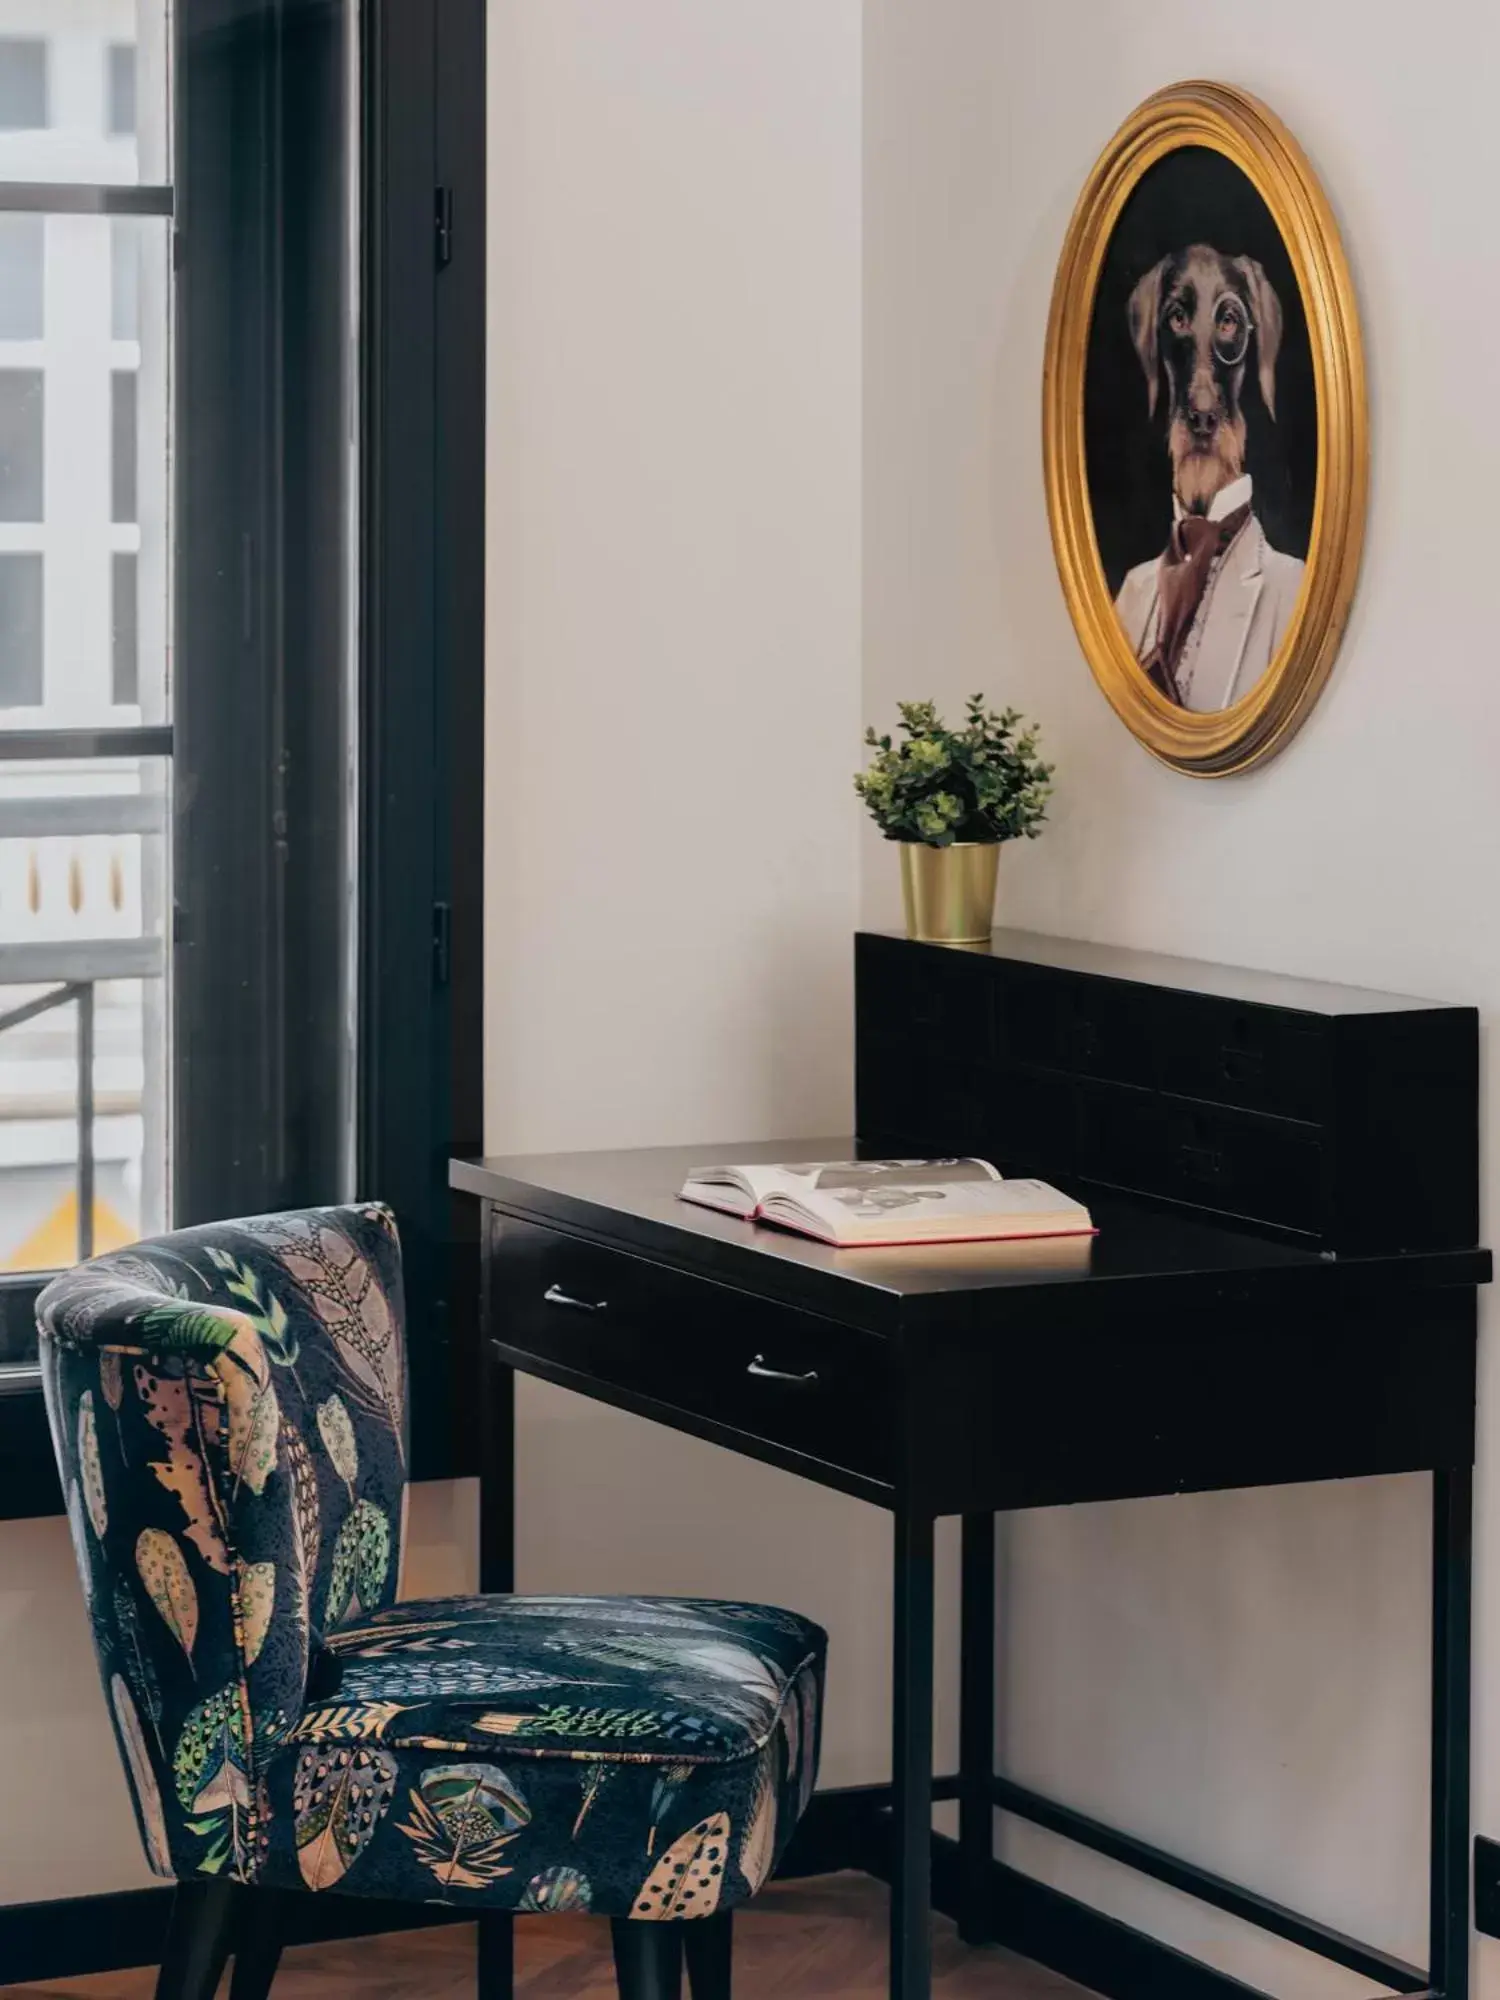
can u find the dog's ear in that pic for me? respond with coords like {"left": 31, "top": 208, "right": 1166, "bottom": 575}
{"left": 1126, "top": 257, "right": 1169, "bottom": 419}
{"left": 1232, "top": 256, "right": 1284, "bottom": 421}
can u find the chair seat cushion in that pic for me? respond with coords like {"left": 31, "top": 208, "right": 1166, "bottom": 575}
{"left": 255, "top": 1594, "right": 826, "bottom": 1917}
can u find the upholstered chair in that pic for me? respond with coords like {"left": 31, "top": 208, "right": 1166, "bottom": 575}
{"left": 38, "top": 1205, "right": 826, "bottom": 2000}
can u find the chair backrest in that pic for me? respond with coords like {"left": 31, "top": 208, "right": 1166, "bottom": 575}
{"left": 36, "top": 1204, "right": 408, "bottom": 1883}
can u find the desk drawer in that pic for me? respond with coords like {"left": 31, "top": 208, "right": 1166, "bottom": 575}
{"left": 1156, "top": 993, "right": 1329, "bottom": 1123}
{"left": 490, "top": 1216, "right": 894, "bottom": 1482}
{"left": 1077, "top": 1083, "right": 1326, "bottom": 1233}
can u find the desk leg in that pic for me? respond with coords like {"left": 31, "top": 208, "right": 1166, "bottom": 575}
{"left": 891, "top": 1506, "right": 935, "bottom": 2000}
{"left": 478, "top": 1218, "right": 515, "bottom": 1597}
{"left": 476, "top": 1228, "right": 516, "bottom": 2000}
{"left": 958, "top": 1513, "right": 995, "bottom": 1946}
{"left": 1430, "top": 1468, "right": 1472, "bottom": 2000}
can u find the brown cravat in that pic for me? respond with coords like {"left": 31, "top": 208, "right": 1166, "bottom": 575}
{"left": 1143, "top": 502, "right": 1251, "bottom": 705}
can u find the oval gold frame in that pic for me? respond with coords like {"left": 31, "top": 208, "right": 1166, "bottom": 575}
{"left": 1043, "top": 82, "right": 1367, "bottom": 777}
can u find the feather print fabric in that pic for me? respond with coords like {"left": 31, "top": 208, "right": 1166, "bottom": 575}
{"left": 136, "top": 1528, "right": 198, "bottom": 1665}
{"left": 111, "top": 1673, "right": 171, "bottom": 1876}
{"left": 36, "top": 1206, "right": 826, "bottom": 1915}
{"left": 294, "top": 1746, "right": 399, "bottom": 1890}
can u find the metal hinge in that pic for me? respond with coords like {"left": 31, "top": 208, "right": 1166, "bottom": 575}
{"left": 434, "top": 186, "right": 454, "bottom": 269}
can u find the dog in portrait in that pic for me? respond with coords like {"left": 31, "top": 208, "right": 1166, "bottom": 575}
{"left": 1113, "top": 245, "right": 1305, "bottom": 711}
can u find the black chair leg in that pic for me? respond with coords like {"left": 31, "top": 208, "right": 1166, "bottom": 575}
{"left": 611, "top": 1919, "right": 684, "bottom": 2000}
{"left": 229, "top": 1886, "right": 286, "bottom": 2000}
{"left": 154, "top": 1880, "right": 241, "bottom": 2000}
{"left": 478, "top": 1910, "right": 514, "bottom": 2000}
{"left": 683, "top": 1911, "right": 733, "bottom": 1998}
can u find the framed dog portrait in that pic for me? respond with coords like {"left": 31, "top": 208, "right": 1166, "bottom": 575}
{"left": 1044, "top": 83, "right": 1367, "bottom": 775}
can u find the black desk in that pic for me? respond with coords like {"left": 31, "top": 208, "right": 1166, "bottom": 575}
{"left": 453, "top": 1138, "right": 1487, "bottom": 2000}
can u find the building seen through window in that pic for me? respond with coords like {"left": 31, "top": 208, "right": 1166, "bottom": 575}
{"left": 0, "top": 1, "right": 168, "bottom": 1289}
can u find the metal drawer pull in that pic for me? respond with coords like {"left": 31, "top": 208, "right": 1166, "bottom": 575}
{"left": 747, "top": 1354, "right": 819, "bottom": 1387}
{"left": 544, "top": 1284, "right": 607, "bottom": 1313}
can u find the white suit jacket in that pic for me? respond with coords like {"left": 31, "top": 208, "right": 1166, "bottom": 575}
{"left": 1113, "top": 513, "right": 1305, "bottom": 711}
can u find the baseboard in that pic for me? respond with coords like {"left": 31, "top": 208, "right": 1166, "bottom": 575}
{"left": 0, "top": 1883, "right": 463, "bottom": 1987}
{"left": 1476, "top": 1835, "right": 1500, "bottom": 1939}
{"left": 934, "top": 1840, "right": 1275, "bottom": 2000}
{"left": 0, "top": 1786, "right": 1267, "bottom": 2000}
{"left": 792, "top": 1783, "right": 1274, "bottom": 2000}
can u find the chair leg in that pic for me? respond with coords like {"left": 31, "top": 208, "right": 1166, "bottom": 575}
{"left": 154, "top": 1880, "right": 241, "bottom": 2000}
{"left": 229, "top": 1886, "right": 286, "bottom": 2000}
{"left": 478, "top": 1910, "right": 514, "bottom": 2000}
{"left": 611, "top": 1919, "right": 684, "bottom": 2000}
{"left": 684, "top": 1911, "right": 733, "bottom": 1999}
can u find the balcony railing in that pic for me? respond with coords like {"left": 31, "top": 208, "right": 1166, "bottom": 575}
{"left": 0, "top": 783, "right": 167, "bottom": 1379}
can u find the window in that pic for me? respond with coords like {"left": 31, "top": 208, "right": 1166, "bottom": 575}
{"left": 111, "top": 553, "right": 136, "bottom": 704}
{"left": 111, "top": 370, "right": 135, "bottom": 523}
{"left": 0, "top": 552, "right": 41, "bottom": 704}
{"left": 107, "top": 46, "right": 136, "bottom": 139}
{"left": 0, "top": 215, "right": 42, "bottom": 339}
{"left": 0, "top": 8, "right": 171, "bottom": 1368}
{"left": 0, "top": 370, "right": 41, "bottom": 520}
{"left": 1, "top": 2, "right": 485, "bottom": 1522}
{"left": 0, "top": 39, "right": 45, "bottom": 132}
{"left": 110, "top": 219, "right": 138, "bottom": 340}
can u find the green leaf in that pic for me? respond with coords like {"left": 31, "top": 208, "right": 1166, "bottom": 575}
{"left": 134, "top": 1305, "right": 245, "bottom": 1360}
{"left": 326, "top": 1499, "right": 392, "bottom": 1626}
{"left": 854, "top": 696, "right": 1053, "bottom": 845}
{"left": 201, "top": 1252, "right": 299, "bottom": 1367}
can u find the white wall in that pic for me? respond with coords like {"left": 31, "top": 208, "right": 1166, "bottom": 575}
{"left": 863, "top": 1, "right": 1500, "bottom": 1991}
{"left": 0, "top": 1481, "right": 479, "bottom": 1903}
{"left": 482, "top": 0, "right": 930, "bottom": 1799}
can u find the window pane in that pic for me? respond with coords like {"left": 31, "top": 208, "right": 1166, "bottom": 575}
{"left": 0, "top": 4, "right": 167, "bottom": 184}
{"left": 107, "top": 44, "right": 135, "bottom": 139}
{"left": 0, "top": 550, "right": 40, "bottom": 702}
{"left": 110, "top": 215, "right": 137, "bottom": 340}
{"left": 111, "top": 368, "right": 135, "bottom": 522}
{"left": 0, "top": 368, "right": 42, "bottom": 520}
{"left": 0, "top": 755, "right": 169, "bottom": 1285}
{"left": 0, "top": 37, "right": 45, "bottom": 131}
{"left": 0, "top": 215, "right": 168, "bottom": 729}
{"left": 111, "top": 550, "right": 136, "bottom": 703}
{"left": 0, "top": 214, "right": 43, "bottom": 339}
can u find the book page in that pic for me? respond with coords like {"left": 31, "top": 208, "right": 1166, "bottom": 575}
{"left": 681, "top": 1158, "right": 1003, "bottom": 1220}
{"left": 763, "top": 1176, "right": 1089, "bottom": 1245}
{"left": 767, "top": 1158, "right": 1000, "bottom": 1192}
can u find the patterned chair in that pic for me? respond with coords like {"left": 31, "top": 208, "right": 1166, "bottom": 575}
{"left": 37, "top": 1205, "right": 826, "bottom": 2000}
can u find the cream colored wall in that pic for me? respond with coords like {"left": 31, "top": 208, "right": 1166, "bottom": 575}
{"left": 0, "top": 1514, "right": 148, "bottom": 1902}
{"left": 0, "top": 1482, "right": 479, "bottom": 1903}
{"left": 481, "top": 0, "right": 930, "bottom": 1799}
{"left": 862, "top": 1, "right": 1500, "bottom": 1992}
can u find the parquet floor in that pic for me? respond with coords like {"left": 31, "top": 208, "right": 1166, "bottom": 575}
{"left": 4, "top": 1875, "right": 1095, "bottom": 2000}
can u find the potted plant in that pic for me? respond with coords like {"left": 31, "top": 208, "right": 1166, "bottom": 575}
{"left": 854, "top": 695, "right": 1053, "bottom": 945}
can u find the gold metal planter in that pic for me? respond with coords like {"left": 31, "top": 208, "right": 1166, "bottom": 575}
{"left": 898, "top": 841, "right": 999, "bottom": 946}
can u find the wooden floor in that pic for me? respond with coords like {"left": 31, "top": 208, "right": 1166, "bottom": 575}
{"left": 4, "top": 1875, "right": 1095, "bottom": 2000}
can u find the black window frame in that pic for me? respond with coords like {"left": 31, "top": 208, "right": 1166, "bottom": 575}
{"left": 0, "top": 0, "right": 485, "bottom": 1517}
{"left": 361, "top": 0, "right": 486, "bottom": 1483}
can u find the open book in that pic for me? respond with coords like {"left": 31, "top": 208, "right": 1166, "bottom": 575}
{"left": 678, "top": 1157, "right": 1094, "bottom": 1248}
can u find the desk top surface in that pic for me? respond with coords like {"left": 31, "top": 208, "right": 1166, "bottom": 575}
{"left": 453, "top": 1138, "right": 1490, "bottom": 1326}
